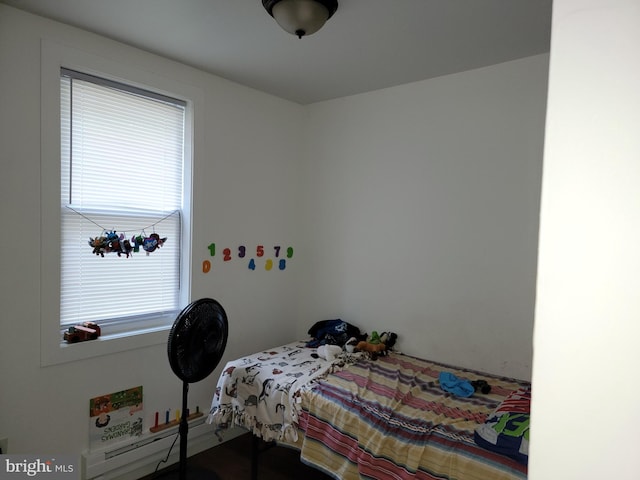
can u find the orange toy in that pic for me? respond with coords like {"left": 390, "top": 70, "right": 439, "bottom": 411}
{"left": 355, "top": 341, "right": 387, "bottom": 354}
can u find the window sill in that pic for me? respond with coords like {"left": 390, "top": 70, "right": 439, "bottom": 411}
{"left": 42, "top": 321, "right": 174, "bottom": 367}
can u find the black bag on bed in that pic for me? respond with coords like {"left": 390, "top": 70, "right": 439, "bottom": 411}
{"left": 306, "top": 319, "right": 362, "bottom": 347}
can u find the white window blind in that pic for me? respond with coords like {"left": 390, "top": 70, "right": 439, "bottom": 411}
{"left": 60, "top": 69, "right": 186, "bottom": 331}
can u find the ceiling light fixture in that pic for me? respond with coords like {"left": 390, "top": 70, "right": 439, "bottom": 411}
{"left": 262, "top": 0, "right": 338, "bottom": 39}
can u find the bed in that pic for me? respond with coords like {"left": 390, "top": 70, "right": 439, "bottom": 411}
{"left": 208, "top": 342, "right": 530, "bottom": 480}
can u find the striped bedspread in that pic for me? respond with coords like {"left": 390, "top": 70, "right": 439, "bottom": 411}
{"left": 297, "top": 353, "right": 530, "bottom": 480}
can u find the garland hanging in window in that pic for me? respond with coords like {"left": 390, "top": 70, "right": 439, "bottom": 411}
{"left": 89, "top": 230, "right": 166, "bottom": 257}
{"left": 66, "top": 206, "right": 176, "bottom": 258}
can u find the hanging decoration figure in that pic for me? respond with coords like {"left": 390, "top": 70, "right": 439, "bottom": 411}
{"left": 70, "top": 205, "right": 176, "bottom": 258}
{"left": 142, "top": 233, "right": 166, "bottom": 254}
{"left": 88, "top": 231, "right": 167, "bottom": 257}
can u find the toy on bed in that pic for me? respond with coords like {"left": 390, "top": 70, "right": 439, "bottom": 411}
{"left": 472, "top": 379, "right": 492, "bottom": 394}
{"left": 317, "top": 344, "right": 343, "bottom": 361}
{"left": 350, "top": 330, "right": 398, "bottom": 359}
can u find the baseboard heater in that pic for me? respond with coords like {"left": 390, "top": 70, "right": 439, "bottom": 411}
{"left": 82, "top": 417, "right": 219, "bottom": 480}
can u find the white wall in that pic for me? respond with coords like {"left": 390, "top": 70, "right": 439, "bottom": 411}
{"left": 300, "top": 55, "right": 548, "bottom": 380}
{"left": 0, "top": 4, "right": 304, "bottom": 457}
{"left": 530, "top": 1, "right": 640, "bottom": 478}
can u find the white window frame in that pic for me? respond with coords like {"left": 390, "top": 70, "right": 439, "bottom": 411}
{"left": 41, "top": 39, "right": 198, "bottom": 366}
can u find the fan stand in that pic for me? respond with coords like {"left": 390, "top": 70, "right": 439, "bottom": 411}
{"left": 159, "top": 298, "right": 229, "bottom": 480}
{"left": 154, "top": 382, "right": 220, "bottom": 480}
{"left": 177, "top": 382, "right": 220, "bottom": 480}
{"left": 177, "top": 382, "right": 194, "bottom": 480}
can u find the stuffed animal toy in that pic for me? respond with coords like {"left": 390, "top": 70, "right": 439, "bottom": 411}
{"left": 471, "top": 380, "right": 492, "bottom": 394}
{"left": 355, "top": 341, "right": 387, "bottom": 354}
{"left": 344, "top": 337, "right": 359, "bottom": 353}
{"left": 368, "top": 331, "right": 382, "bottom": 344}
{"left": 379, "top": 332, "right": 398, "bottom": 349}
{"left": 142, "top": 233, "right": 167, "bottom": 253}
{"left": 353, "top": 331, "right": 398, "bottom": 359}
{"left": 317, "top": 344, "right": 343, "bottom": 361}
{"left": 131, "top": 235, "right": 145, "bottom": 252}
{"left": 89, "top": 236, "right": 108, "bottom": 257}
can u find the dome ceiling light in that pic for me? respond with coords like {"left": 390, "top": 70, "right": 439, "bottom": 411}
{"left": 262, "top": 0, "right": 339, "bottom": 39}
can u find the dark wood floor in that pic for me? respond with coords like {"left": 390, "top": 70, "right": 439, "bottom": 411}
{"left": 150, "top": 433, "right": 333, "bottom": 480}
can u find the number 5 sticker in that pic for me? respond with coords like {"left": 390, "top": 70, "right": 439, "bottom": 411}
{"left": 256, "top": 245, "right": 264, "bottom": 257}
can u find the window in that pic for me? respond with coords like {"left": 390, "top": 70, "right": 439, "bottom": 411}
{"left": 41, "top": 41, "right": 198, "bottom": 365}
{"left": 59, "top": 69, "right": 187, "bottom": 337}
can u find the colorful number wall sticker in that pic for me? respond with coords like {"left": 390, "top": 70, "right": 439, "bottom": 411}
{"left": 203, "top": 244, "right": 294, "bottom": 273}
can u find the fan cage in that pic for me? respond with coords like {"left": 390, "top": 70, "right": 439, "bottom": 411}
{"left": 168, "top": 298, "right": 229, "bottom": 383}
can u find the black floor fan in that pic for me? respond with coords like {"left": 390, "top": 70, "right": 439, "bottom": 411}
{"left": 166, "top": 298, "right": 229, "bottom": 480}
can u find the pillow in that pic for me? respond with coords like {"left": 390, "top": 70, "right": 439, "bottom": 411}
{"left": 474, "top": 386, "right": 531, "bottom": 464}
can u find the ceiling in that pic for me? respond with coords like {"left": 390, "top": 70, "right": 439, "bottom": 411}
{"left": 1, "top": 0, "right": 553, "bottom": 104}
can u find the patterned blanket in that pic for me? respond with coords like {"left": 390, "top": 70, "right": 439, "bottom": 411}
{"left": 297, "top": 353, "right": 530, "bottom": 480}
{"left": 207, "top": 342, "right": 359, "bottom": 442}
